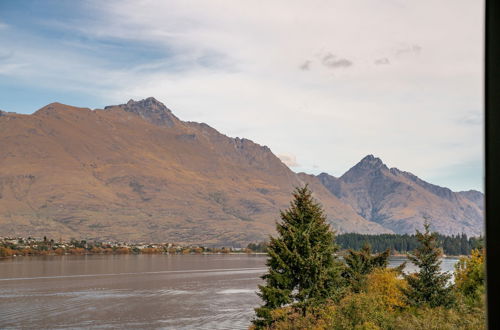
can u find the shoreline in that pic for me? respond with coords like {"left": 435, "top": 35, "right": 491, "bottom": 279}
{"left": 0, "top": 251, "right": 269, "bottom": 260}
{"left": 1, "top": 251, "right": 467, "bottom": 260}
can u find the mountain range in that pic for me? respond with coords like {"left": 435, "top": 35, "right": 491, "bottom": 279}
{"left": 0, "top": 98, "right": 484, "bottom": 246}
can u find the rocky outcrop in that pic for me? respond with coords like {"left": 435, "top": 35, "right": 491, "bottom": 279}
{"left": 458, "top": 190, "right": 484, "bottom": 211}
{"left": 105, "top": 97, "right": 180, "bottom": 127}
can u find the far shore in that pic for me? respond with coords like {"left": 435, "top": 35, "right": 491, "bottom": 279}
{"left": 1, "top": 251, "right": 466, "bottom": 260}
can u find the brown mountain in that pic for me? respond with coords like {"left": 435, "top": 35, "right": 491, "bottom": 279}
{"left": 316, "top": 155, "right": 484, "bottom": 237}
{"left": 0, "top": 98, "right": 389, "bottom": 246}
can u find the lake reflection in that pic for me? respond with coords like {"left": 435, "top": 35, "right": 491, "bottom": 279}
{"left": 0, "top": 254, "right": 458, "bottom": 329}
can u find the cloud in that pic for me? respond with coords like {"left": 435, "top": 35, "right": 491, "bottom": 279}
{"left": 396, "top": 44, "right": 422, "bottom": 56}
{"left": 299, "top": 60, "right": 311, "bottom": 71}
{"left": 0, "top": 51, "right": 29, "bottom": 75}
{"left": 374, "top": 58, "right": 390, "bottom": 65}
{"left": 0, "top": 51, "right": 14, "bottom": 61}
{"left": 458, "top": 110, "right": 483, "bottom": 126}
{"left": 278, "top": 154, "right": 300, "bottom": 167}
{"left": 321, "top": 53, "right": 353, "bottom": 68}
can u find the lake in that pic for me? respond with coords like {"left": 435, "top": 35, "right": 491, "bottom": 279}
{"left": 0, "top": 254, "right": 459, "bottom": 329}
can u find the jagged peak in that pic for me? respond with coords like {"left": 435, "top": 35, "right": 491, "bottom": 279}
{"left": 128, "top": 97, "right": 170, "bottom": 111}
{"left": 106, "top": 97, "right": 172, "bottom": 113}
{"left": 338, "top": 155, "right": 388, "bottom": 183}
{"left": 104, "top": 97, "right": 180, "bottom": 127}
{"left": 354, "top": 154, "right": 387, "bottom": 170}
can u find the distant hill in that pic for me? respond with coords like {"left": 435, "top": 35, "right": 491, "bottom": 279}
{"left": 0, "top": 98, "right": 483, "bottom": 245}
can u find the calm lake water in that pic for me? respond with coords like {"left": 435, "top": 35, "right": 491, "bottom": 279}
{"left": 0, "top": 254, "right": 458, "bottom": 329}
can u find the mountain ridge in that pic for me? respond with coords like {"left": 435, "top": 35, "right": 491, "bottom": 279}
{"left": 0, "top": 98, "right": 483, "bottom": 244}
{"left": 316, "top": 156, "right": 483, "bottom": 236}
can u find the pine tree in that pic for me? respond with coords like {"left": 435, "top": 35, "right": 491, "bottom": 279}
{"left": 343, "top": 244, "right": 394, "bottom": 293}
{"left": 253, "top": 185, "right": 344, "bottom": 328}
{"left": 402, "top": 220, "right": 454, "bottom": 308}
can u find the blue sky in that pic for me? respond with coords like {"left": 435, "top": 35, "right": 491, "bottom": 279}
{"left": 0, "top": 0, "right": 484, "bottom": 192}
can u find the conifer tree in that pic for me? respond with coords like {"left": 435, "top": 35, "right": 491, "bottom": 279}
{"left": 402, "top": 220, "right": 454, "bottom": 308}
{"left": 253, "top": 185, "right": 344, "bottom": 328}
{"left": 343, "top": 244, "right": 398, "bottom": 292}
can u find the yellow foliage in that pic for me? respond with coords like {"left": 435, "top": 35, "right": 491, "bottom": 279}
{"left": 453, "top": 248, "right": 485, "bottom": 306}
{"left": 268, "top": 305, "right": 335, "bottom": 330}
{"left": 0, "top": 247, "right": 15, "bottom": 257}
{"left": 365, "top": 268, "right": 408, "bottom": 311}
{"left": 141, "top": 247, "right": 159, "bottom": 254}
{"left": 20, "top": 248, "right": 32, "bottom": 255}
{"left": 354, "top": 321, "right": 381, "bottom": 330}
{"left": 90, "top": 247, "right": 103, "bottom": 254}
{"left": 68, "top": 247, "right": 86, "bottom": 254}
{"left": 192, "top": 247, "right": 203, "bottom": 254}
{"left": 114, "top": 247, "right": 130, "bottom": 254}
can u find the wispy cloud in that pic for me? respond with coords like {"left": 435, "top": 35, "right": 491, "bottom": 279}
{"left": 299, "top": 60, "right": 311, "bottom": 71}
{"left": 458, "top": 110, "right": 483, "bottom": 126}
{"left": 374, "top": 58, "right": 390, "bottom": 65}
{"left": 321, "top": 53, "right": 353, "bottom": 69}
{"left": 395, "top": 44, "right": 422, "bottom": 56}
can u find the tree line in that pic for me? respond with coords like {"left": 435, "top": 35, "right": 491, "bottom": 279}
{"left": 247, "top": 232, "right": 484, "bottom": 256}
{"left": 336, "top": 232, "right": 483, "bottom": 256}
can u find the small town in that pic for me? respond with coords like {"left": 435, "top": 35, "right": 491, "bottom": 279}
{"left": 0, "top": 236, "right": 255, "bottom": 258}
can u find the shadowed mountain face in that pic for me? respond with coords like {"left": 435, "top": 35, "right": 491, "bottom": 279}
{"left": 0, "top": 99, "right": 483, "bottom": 244}
{"left": 317, "top": 155, "right": 484, "bottom": 236}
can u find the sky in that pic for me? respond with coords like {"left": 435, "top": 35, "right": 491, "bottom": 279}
{"left": 0, "top": 0, "right": 484, "bottom": 192}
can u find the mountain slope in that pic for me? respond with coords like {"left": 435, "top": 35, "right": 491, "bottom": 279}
{"left": 0, "top": 98, "right": 390, "bottom": 245}
{"left": 317, "top": 155, "right": 483, "bottom": 236}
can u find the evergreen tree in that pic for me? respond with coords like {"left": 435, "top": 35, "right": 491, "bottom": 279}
{"left": 342, "top": 244, "right": 393, "bottom": 293}
{"left": 253, "top": 185, "right": 344, "bottom": 328}
{"left": 460, "top": 233, "right": 470, "bottom": 255}
{"left": 402, "top": 220, "right": 454, "bottom": 308}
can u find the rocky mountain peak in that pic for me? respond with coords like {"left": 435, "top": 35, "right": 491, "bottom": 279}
{"left": 126, "top": 97, "right": 169, "bottom": 111}
{"left": 340, "top": 155, "right": 388, "bottom": 183}
{"left": 356, "top": 154, "right": 386, "bottom": 170}
{"left": 105, "top": 97, "right": 180, "bottom": 127}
